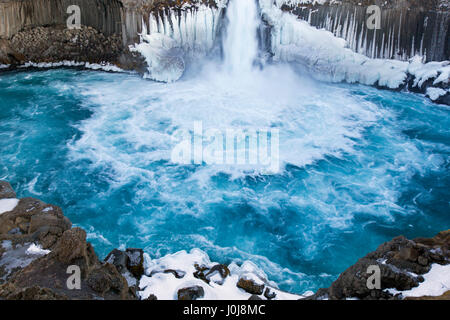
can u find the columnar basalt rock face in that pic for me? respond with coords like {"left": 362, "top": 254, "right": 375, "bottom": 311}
{"left": 280, "top": 0, "right": 449, "bottom": 62}
{"left": 0, "top": 0, "right": 448, "bottom": 64}
{"left": 0, "top": 0, "right": 123, "bottom": 38}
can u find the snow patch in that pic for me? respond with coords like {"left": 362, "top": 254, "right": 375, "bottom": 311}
{"left": 386, "top": 263, "right": 450, "bottom": 298}
{"left": 426, "top": 87, "right": 447, "bottom": 101}
{"left": 0, "top": 198, "right": 19, "bottom": 215}
{"left": 25, "top": 243, "right": 51, "bottom": 256}
{"left": 138, "top": 248, "right": 308, "bottom": 300}
{"left": 18, "top": 61, "right": 123, "bottom": 72}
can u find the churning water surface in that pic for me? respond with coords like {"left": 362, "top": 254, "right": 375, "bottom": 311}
{"left": 0, "top": 0, "right": 449, "bottom": 294}
{"left": 0, "top": 64, "right": 449, "bottom": 293}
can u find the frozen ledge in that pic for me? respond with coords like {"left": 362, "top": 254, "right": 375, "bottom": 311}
{"left": 259, "top": 1, "right": 450, "bottom": 105}
{"left": 16, "top": 61, "right": 125, "bottom": 73}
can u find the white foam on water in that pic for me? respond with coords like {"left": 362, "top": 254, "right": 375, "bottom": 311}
{"left": 65, "top": 56, "right": 440, "bottom": 241}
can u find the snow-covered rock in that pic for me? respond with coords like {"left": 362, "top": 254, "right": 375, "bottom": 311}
{"left": 138, "top": 248, "right": 311, "bottom": 300}
{"left": 386, "top": 263, "right": 450, "bottom": 298}
{"left": 259, "top": 0, "right": 450, "bottom": 103}
{"left": 130, "top": 32, "right": 185, "bottom": 83}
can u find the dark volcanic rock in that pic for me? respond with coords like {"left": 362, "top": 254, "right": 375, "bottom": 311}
{"left": 305, "top": 230, "right": 450, "bottom": 300}
{"left": 55, "top": 228, "right": 91, "bottom": 265}
{"left": 284, "top": 0, "right": 450, "bottom": 62}
{"left": 0, "top": 181, "right": 136, "bottom": 300}
{"left": 0, "top": 181, "right": 16, "bottom": 199}
{"left": 193, "top": 263, "right": 230, "bottom": 285}
{"left": 105, "top": 249, "right": 129, "bottom": 273}
{"left": 2, "top": 286, "right": 69, "bottom": 300}
{"left": 87, "top": 263, "right": 127, "bottom": 296}
{"left": 177, "top": 285, "right": 205, "bottom": 300}
{"left": 7, "top": 25, "right": 123, "bottom": 66}
{"left": 237, "top": 278, "right": 265, "bottom": 295}
{"left": 125, "top": 248, "right": 145, "bottom": 278}
{"left": 145, "top": 293, "right": 158, "bottom": 300}
{"left": 264, "top": 287, "right": 276, "bottom": 300}
{"left": 163, "top": 269, "right": 186, "bottom": 279}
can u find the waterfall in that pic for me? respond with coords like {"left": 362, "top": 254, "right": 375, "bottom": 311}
{"left": 223, "top": 0, "right": 260, "bottom": 74}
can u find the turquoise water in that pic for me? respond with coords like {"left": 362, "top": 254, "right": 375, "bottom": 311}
{"left": 0, "top": 67, "right": 449, "bottom": 294}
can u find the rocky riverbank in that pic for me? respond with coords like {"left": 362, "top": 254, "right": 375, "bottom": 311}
{"left": 0, "top": 181, "right": 448, "bottom": 300}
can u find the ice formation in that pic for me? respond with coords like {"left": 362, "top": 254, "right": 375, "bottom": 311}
{"left": 130, "top": 2, "right": 226, "bottom": 82}
{"left": 130, "top": 32, "right": 185, "bottom": 82}
{"left": 17, "top": 61, "right": 124, "bottom": 72}
{"left": 259, "top": 0, "right": 450, "bottom": 92}
{"left": 128, "top": 0, "right": 449, "bottom": 96}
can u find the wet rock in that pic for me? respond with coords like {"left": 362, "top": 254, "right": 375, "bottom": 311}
{"left": 1, "top": 285, "right": 69, "bottom": 300}
{"left": 0, "top": 198, "right": 71, "bottom": 249}
{"left": 1, "top": 25, "right": 123, "bottom": 69}
{"left": 145, "top": 293, "right": 158, "bottom": 300}
{"left": 177, "top": 286, "right": 205, "bottom": 300}
{"left": 418, "top": 256, "right": 429, "bottom": 266}
{"left": 396, "top": 247, "right": 419, "bottom": 262}
{"left": 205, "top": 264, "right": 230, "bottom": 283}
{"left": 306, "top": 230, "right": 450, "bottom": 300}
{"left": 193, "top": 263, "right": 230, "bottom": 285}
{"left": 237, "top": 278, "right": 265, "bottom": 295}
{"left": 193, "top": 263, "right": 210, "bottom": 283}
{"left": 0, "top": 182, "right": 136, "bottom": 300}
{"left": 29, "top": 206, "right": 71, "bottom": 234}
{"left": 164, "top": 269, "right": 186, "bottom": 279}
{"left": 55, "top": 228, "right": 89, "bottom": 264}
{"left": 248, "top": 294, "right": 262, "bottom": 300}
{"left": 105, "top": 249, "right": 128, "bottom": 273}
{"left": 0, "top": 181, "right": 16, "bottom": 199}
{"left": 87, "top": 263, "right": 128, "bottom": 298}
{"left": 264, "top": 287, "right": 276, "bottom": 300}
{"left": 125, "top": 248, "right": 144, "bottom": 278}
{"left": 7, "top": 228, "right": 21, "bottom": 235}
